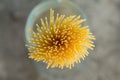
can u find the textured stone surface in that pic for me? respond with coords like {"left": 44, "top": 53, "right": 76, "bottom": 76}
{"left": 0, "top": 0, "right": 120, "bottom": 80}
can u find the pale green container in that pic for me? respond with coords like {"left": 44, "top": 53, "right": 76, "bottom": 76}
{"left": 25, "top": 0, "right": 89, "bottom": 80}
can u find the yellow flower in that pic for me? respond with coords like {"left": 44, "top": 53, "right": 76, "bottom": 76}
{"left": 26, "top": 9, "right": 95, "bottom": 69}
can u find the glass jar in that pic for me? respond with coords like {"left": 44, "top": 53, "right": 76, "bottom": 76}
{"left": 25, "top": 0, "right": 91, "bottom": 80}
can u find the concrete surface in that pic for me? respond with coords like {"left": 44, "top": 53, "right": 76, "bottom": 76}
{"left": 0, "top": 0, "right": 120, "bottom": 80}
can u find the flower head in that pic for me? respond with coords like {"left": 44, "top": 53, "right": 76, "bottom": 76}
{"left": 26, "top": 9, "right": 95, "bottom": 69}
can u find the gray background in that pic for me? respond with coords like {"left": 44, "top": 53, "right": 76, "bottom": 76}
{"left": 0, "top": 0, "right": 120, "bottom": 80}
